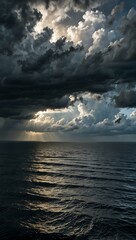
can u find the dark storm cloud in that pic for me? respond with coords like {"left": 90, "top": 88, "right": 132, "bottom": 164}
{"left": 0, "top": 0, "right": 42, "bottom": 56}
{"left": 107, "top": 2, "right": 124, "bottom": 26}
{"left": 0, "top": 0, "right": 136, "bottom": 121}
{"left": 0, "top": 40, "right": 114, "bottom": 119}
{"left": 104, "top": 11, "right": 136, "bottom": 62}
{"left": 21, "top": 39, "right": 82, "bottom": 73}
{"left": 114, "top": 90, "right": 136, "bottom": 108}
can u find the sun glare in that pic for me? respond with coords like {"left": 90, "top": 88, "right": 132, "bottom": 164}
{"left": 25, "top": 131, "right": 45, "bottom": 141}
{"left": 24, "top": 131, "right": 61, "bottom": 142}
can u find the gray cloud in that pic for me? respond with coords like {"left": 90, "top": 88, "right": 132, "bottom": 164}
{"left": 114, "top": 90, "right": 136, "bottom": 108}
{"left": 0, "top": 0, "right": 136, "bottom": 136}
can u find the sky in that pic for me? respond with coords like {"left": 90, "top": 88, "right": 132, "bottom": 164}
{"left": 0, "top": 0, "right": 136, "bottom": 141}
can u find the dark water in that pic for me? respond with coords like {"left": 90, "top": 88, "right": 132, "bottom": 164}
{"left": 0, "top": 142, "right": 136, "bottom": 240}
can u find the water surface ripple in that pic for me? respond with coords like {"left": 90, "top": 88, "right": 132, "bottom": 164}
{"left": 0, "top": 142, "right": 136, "bottom": 240}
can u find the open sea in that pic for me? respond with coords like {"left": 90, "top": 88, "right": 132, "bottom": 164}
{"left": 0, "top": 142, "right": 136, "bottom": 240}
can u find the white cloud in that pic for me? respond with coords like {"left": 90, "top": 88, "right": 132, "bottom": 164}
{"left": 130, "top": 111, "right": 136, "bottom": 120}
{"left": 22, "top": 92, "right": 136, "bottom": 137}
{"left": 67, "top": 10, "right": 106, "bottom": 48}
{"left": 33, "top": 6, "right": 118, "bottom": 55}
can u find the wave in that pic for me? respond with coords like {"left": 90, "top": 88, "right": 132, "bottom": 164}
{"left": 0, "top": 142, "right": 136, "bottom": 240}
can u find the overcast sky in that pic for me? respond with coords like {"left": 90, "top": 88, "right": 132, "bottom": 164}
{"left": 0, "top": 0, "right": 136, "bottom": 141}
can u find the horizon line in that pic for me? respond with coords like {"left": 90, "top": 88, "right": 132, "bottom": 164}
{"left": 0, "top": 140, "right": 136, "bottom": 143}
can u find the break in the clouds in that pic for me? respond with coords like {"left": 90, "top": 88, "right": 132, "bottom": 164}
{"left": 0, "top": 0, "right": 136, "bottom": 140}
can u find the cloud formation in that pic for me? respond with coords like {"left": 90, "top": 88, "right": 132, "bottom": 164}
{"left": 0, "top": 0, "right": 136, "bottom": 138}
{"left": 1, "top": 93, "right": 136, "bottom": 139}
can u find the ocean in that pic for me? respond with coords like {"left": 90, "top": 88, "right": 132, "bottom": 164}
{"left": 0, "top": 142, "right": 136, "bottom": 240}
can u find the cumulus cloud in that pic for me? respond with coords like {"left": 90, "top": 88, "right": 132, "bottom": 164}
{"left": 6, "top": 93, "right": 135, "bottom": 138}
